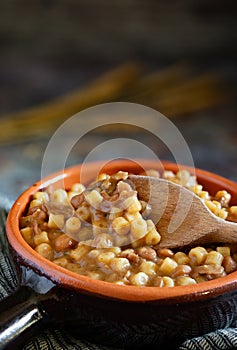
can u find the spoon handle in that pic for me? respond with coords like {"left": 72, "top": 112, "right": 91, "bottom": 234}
{"left": 202, "top": 219, "right": 237, "bottom": 245}
{"left": 217, "top": 219, "right": 237, "bottom": 244}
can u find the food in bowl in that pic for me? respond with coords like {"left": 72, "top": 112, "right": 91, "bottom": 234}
{"left": 19, "top": 168, "right": 237, "bottom": 287}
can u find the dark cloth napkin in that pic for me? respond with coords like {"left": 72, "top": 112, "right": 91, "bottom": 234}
{"left": 1, "top": 209, "right": 237, "bottom": 350}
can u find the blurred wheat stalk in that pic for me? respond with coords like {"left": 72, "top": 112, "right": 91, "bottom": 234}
{"left": 0, "top": 62, "right": 229, "bottom": 145}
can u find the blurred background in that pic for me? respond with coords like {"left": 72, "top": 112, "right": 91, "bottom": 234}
{"left": 0, "top": 0, "right": 237, "bottom": 207}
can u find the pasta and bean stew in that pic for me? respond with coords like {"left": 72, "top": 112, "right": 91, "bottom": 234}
{"left": 20, "top": 169, "right": 237, "bottom": 287}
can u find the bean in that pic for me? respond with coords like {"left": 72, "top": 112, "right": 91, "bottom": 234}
{"left": 222, "top": 256, "right": 237, "bottom": 274}
{"left": 171, "top": 265, "right": 192, "bottom": 278}
{"left": 54, "top": 234, "right": 78, "bottom": 252}
{"left": 156, "top": 248, "right": 174, "bottom": 259}
{"left": 136, "top": 246, "right": 157, "bottom": 261}
{"left": 71, "top": 193, "right": 85, "bottom": 209}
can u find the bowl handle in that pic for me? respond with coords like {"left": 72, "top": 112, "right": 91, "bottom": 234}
{"left": 0, "top": 285, "right": 54, "bottom": 350}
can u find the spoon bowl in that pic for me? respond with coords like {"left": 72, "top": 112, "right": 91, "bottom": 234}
{"left": 130, "top": 175, "right": 237, "bottom": 249}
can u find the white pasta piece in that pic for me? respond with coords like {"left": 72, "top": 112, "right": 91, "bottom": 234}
{"left": 145, "top": 220, "right": 161, "bottom": 245}
{"left": 53, "top": 257, "right": 69, "bottom": 267}
{"left": 174, "top": 252, "right": 190, "bottom": 265}
{"left": 190, "top": 184, "right": 203, "bottom": 195}
{"left": 87, "top": 249, "right": 100, "bottom": 259}
{"left": 65, "top": 217, "right": 81, "bottom": 235}
{"left": 162, "top": 276, "right": 175, "bottom": 287}
{"left": 199, "top": 191, "right": 210, "bottom": 201}
{"left": 48, "top": 213, "right": 65, "bottom": 229}
{"left": 111, "top": 171, "right": 128, "bottom": 181}
{"left": 75, "top": 205, "right": 90, "bottom": 221}
{"left": 125, "top": 211, "right": 141, "bottom": 223}
{"left": 159, "top": 257, "right": 178, "bottom": 276}
{"left": 216, "top": 246, "right": 230, "bottom": 257}
{"left": 33, "top": 231, "right": 50, "bottom": 246}
{"left": 108, "top": 246, "right": 121, "bottom": 255}
{"left": 112, "top": 217, "right": 130, "bottom": 236}
{"left": 110, "top": 257, "right": 130, "bottom": 273}
{"left": 144, "top": 169, "right": 160, "bottom": 178}
{"left": 116, "top": 181, "right": 132, "bottom": 193}
{"left": 69, "top": 244, "right": 91, "bottom": 261}
{"left": 84, "top": 189, "right": 103, "bottom": 206}
{"left": 139, "top": 261, "right": 157, "bottom": 276}
{"left": 29, "top": 199, "right": 43, "bottom": 209}
{"left": 20, "top": 227, "right": 33, "bottom": 246}
{"left": 33, "top": 191, "right": 49, "bottom": 202}
{"left": 218, "top": 208, "right": 228, "bottom": 220}
{"left": 51, "top": 189, "right": 68, "bottom": 203}
{"left": 177, "top": 170, "right": 191, "bottom": 186}
{"left": 230, "top": 206, "right": 237, "bottom": 215}
{"left": 97, "top": 173, "right": 110, "bottom": 182}
{"left": 163, "top": 170, "right": 175, "bottom": 179}
{"left": 205, "top": 251, "right": 223, "bottom": 266}
{"left": 35, "top": 243, "right": 54, "bottom": 260}
{"left": 130, "top": 272, "right": 149, "bottom": 286}
{"left": 130, "top": 216, "right": 147, "bottom": 240}
{"left": 175, "top": 276, "right": 197, "bottom": 286}
{"left": 189, "top": 247, "right": 208, "bottom": 266}
{"left": 97, "top": 251, "right": 116, "bottom": 265}
{"left": 126, "top": 196, "right": 142, "bottom": 213}
{"left": 70, "top": 183, "right": 85, "bottom": 194}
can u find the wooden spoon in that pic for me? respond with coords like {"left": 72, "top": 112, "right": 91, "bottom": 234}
{"left": 129, "top": 175, "right": 237, "bottom": 249}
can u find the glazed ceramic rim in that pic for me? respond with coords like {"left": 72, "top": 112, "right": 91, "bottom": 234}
{"left": 6, "top": 159, "right": 237, "bottom": 302}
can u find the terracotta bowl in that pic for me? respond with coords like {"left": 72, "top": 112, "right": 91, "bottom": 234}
{"left": 2, "top": 159, "right": 237, "bottom": 349}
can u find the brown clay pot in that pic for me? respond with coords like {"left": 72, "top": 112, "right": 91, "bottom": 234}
{"left": 2, "top": 159, "right": 237, "bottom": 349}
